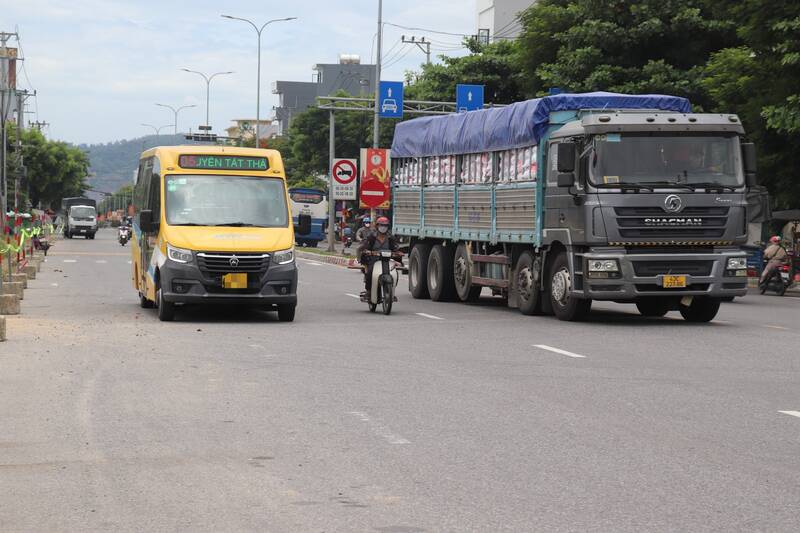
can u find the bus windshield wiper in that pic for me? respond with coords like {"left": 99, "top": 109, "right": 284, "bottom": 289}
{"left": 214, "top": 222, "right": 259, "bottom": 227}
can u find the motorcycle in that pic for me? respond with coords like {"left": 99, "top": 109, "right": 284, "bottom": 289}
{"left": 344, "top": 235, "right": 353, "bottom": 250}
{"left": 759, "top": 261, "right": 791, "bottom": 296}
{"left": 359, "top": 250, "right": 402, "bottom": 315}
{"left": 118, "top": 225, "right": 131, "bottom": 246}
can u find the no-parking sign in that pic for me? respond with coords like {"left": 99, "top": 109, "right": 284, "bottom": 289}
{"left": 331, "top": 158, "right": 357, "bottom": 200}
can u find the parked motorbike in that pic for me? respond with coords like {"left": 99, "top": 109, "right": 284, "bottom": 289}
{"left": 359, "top": 250, "right": 402, "bottom": 315}
{"left": 344, "top": 235, "right": 353, "bottom": 250}
{"left": 118, "top": 225, "right": 131, "bottom": 246}
{"left": 33, "top": 236, "right": 51, "bottom": 256}
{"left": 759, "top": 261, "right": 791, "bottom": 296}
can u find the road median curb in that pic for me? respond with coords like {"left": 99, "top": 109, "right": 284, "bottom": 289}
{"left": 0, "top": 294, "right": 20, "bottom": 315}
{"left": 0, "top": 316, "right": 5, "bottom": 341}
{"left": 296, "top": 251, "right": 353, "bottom": 267}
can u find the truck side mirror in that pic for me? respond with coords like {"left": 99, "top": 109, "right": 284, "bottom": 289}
{"left": 557, "top": 142, "right": 576, "bottom": 173}
{"left": 139, "top": 209, "right": 157, "bottom": 234}
{"left": 295, "top": 214, "right": 311, "bottom": 236}
{"left": 742, "top": 143, "right": 757, "bottom": 186}
{"left": 557, "top": 173, "right": 575, "bottom": 188}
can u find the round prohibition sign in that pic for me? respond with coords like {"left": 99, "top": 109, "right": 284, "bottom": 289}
{"left": 332, "top": 159, "right": 357, "bottom": 184}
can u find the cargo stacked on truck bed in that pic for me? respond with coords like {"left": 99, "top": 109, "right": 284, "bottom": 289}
{"left": 390, "top": 92, "right": 756, "bottom": 322}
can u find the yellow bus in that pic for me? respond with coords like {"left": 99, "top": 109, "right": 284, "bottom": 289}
{"left": 131, "top": 146, "right": 309, "bottom": 322}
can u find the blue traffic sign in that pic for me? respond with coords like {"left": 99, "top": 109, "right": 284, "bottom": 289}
{"left": 456, "top": 84, "right": 484, "bottom": 112}
{"left": 379, "top": 81, "right": 404, "bottom": 118}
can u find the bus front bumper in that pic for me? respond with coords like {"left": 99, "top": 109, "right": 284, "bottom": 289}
{"left": 159, "top": 259, "right": 298, "bottom": 306}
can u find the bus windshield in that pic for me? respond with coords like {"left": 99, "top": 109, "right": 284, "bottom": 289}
{"left": 165, "top": 175, "right": 288, "bottom": 227}
{"left": 589, "top": 133, "right": 743, "bottom": 188}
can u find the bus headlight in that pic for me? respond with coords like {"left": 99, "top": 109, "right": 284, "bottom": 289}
{"left": 167, "top": 244, "right": 193, "bottom": 264}
{"left": 272, "top": 247, "right": 295, "bottom": 265}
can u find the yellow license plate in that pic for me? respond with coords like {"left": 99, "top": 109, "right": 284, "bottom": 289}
{"left": 662, "top": 275, "right": 687, "bottom": 288}
{"left": 222, "top": 273, "right": 248, "bottom": 289}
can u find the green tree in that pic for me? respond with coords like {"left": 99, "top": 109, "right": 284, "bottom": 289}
{"left": 518, "top": 0, "right": 738, "bottom": 107}
{"left": 7, "top": 124, "right": 90, "bottom": 209}
{"left": 407, "top": 39, "right": 525, "bottom": 104}
{"left": 701, "top": 1, "right": 800, "bottom": 207}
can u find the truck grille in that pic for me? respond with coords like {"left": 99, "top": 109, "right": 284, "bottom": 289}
{"left": 196, "top": 252, "right": 270, "bottom": 274}
{"left": 614, "top": 207, "right": 729, "bottom": 239}
{"left": 632, "top": 260, "right": 713, "bottom": 277}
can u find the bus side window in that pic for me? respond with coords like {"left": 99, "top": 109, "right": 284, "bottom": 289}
{"left": 148, "top": 172, "right": 161, "bottom": 220}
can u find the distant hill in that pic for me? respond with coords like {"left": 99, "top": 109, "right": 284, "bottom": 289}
{"left": 79, "top": 134, "right": 189, "bottom": 195}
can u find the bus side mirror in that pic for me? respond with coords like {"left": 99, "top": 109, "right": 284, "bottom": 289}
{"left": 295, "top": 214, "right": 311, "bottom": 236}
{"left": 557, "top": 142, "right": 576, "bottom": 173}
{"left": 139, "top": 210, "right": 157, "bottom": 233}
{"left": 742, "top": 143, "right": 757, "bottom": 186}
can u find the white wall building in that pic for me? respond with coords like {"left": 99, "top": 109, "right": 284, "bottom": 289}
{"left": 476, "top": 0, "right": 536, "bottom": 42}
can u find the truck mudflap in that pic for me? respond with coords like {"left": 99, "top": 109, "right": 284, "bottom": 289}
{"left": 578, "top": 248, "right": 749, "bottom": 300}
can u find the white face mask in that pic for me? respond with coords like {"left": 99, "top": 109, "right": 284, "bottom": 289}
{"left": 378, "top": 225, "right": 389, "bottom": 234}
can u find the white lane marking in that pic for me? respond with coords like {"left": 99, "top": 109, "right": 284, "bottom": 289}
{"left": 127, "top": 261, "right": 132, "bottom": 264}
{"left": 346, "top": 293, "right": 361, "bottom": 299}
{"left": 764, "top": 325, "right": 788, "bottom": 330}
{"left": 416, "top": 312, "right": 443, "bottom": 320}
{"left": 96, "top": 260, "right": 107, "bottom": 264}
{"left": 50, "top": 283, "right": 59, "bottom": 287}
{"left": 248, "top": 344, "right": 265, "bottom": 349}
{"left": 778, "top": 411, "right": 800, "bottom": 419}
{"left": 304, "top": 261, "right": 324, "bottom": 266}
{"left": 348, "top": 411, "right": 410, "bottom": 445}
{"left": 63, "top": 259, "right": 77, "bottom": 263}
{"left": 533, "top": 344, "right": 587, "bottom": 359}
{"left": 714, "top": 320, "right": 732, "bottom": 324}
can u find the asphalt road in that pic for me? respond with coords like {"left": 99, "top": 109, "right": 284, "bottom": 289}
{"left": 2, "top": 229, "right": 799, "bottom": 532}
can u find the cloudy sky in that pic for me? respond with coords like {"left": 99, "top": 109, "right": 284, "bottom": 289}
{"left": 6, "top": 0, "right": 476, "bottom": 145}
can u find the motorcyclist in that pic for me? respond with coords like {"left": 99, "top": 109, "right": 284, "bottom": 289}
{"left": 357, "top": 216, "right": 399, "bottom": 299}
{"left": 355, "top": 217, "right": 371, "bottom": 242}
{"left": 760, "top": 235, "right": 789, "bottom": 283}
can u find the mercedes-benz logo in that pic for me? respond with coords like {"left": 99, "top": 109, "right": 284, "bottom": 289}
{"left": 229, "top": 256, "right": 240, "bottom": 267}
{"left": 664, "top": 194, "right": 683, "bottom": 213}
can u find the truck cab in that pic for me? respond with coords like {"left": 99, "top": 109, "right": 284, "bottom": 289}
{"left": 65, "top": 204, "right": 98, "bottom": 239}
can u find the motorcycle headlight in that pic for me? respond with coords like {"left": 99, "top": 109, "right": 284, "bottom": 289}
{"left": 272, "top": 247, "right": 294, "bottom": 265}
{"left": 726, "top": 257, "right": 747, "bottom": 270}
{"left": 167, "top": 244, "right": 193, "bottom": 264}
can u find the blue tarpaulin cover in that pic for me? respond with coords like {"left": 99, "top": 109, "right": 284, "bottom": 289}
{"left": 390, "top": 92, "right": 692, "bottom": 157}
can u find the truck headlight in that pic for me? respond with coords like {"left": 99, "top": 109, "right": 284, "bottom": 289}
{"left": 587, "top": 259, "right": 620, "bottom": 279}
{"left": 726, "top": 257, "right": 747, "bottom": 270}
{"left": 167, "top": 244, "right": 193, "bottom": 264}
{"left": 588, "top": 259, "right": 619, "bottom": 272}
{"left": 272, "top": 247, "right": 294, "bottom": 265}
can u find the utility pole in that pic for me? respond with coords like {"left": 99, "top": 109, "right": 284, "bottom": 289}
{"left": 401, "top": 35, "right": 431, "bottom": 65}
{"left": 372, "top": 0, "right": 383, "bottom": 149}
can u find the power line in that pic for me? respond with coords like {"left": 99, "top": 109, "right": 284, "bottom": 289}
{"left": 383, "top": 46, "right": 414, "bottom": 69}
{"left": 384, "top": 21, "right": 471, "bottom": 38}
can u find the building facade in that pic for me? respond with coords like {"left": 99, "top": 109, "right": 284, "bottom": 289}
{"left": 272, "top": 55, "right": 376, "bottom": 135}
{"left": 476, "top": 0, "right": 536, "bottom": 42}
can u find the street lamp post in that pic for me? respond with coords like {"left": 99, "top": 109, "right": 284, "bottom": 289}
{"left": 141, "top": 123, "right": 174, "bottom": 151}
{"left": 155, "top": 103, "right": 198, "bottom": 134}
{"left": 180, "top": 69, "right": 234, "bottom": 132}
{"left": 221, "top": 15, "right": 297, "bottom": 142}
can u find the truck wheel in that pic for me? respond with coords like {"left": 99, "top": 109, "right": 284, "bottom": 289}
{"left": 636, "top": 298, "right": 670, "bottom": 317}
{"left": 678, "top": 297, "right": 720, "bottom": 323}
{"left": 516, "top": 251, "right": 541, "bottom": 315}
{"left": 548, "top": 251, "right": 591, "bottom": 321}
{"left": 454, "top": 243, "right": 481, "bottom": 302}
{"left": 277, "top": 304, "right": 296, "bottom": 322}
{"left": 156, "top": 286, "right": 175, "bottom": 322}
{"left": 427, "top": 244, "right": 456, "bottom": 301}
{"left": 409, "top": 243, "right": 431, "bottom": 299}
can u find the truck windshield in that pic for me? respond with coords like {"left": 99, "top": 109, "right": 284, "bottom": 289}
{"left": 165, "top": 175, "right": 288, "bottom": 227}
{"left": 70, "top": 207, "right": 96, "bottom": 218}
{"left": 589, "top": 134, "right": 743, "bottom": 188}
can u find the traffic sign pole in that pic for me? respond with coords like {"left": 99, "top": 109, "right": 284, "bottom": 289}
{"left": 327, "top": 110, "right": 336, "bottom": 252}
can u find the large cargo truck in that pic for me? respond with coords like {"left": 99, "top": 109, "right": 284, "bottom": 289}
{"left": 61, "top": 197, "right": 98, "bottom": 239}
{"left": 390, "top": 92, "right": 756, "bottom": 322}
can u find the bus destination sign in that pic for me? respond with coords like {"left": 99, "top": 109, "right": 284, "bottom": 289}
{"left": 178, "top": 155, "right": 270, "bottom": 171}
